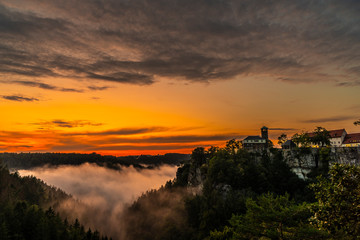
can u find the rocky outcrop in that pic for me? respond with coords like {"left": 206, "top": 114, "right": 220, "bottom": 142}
{"left": 283, "top": 147, "right": 360, "bottom": 179}
{"left": 185, "top": 147, "right": 360, "bottom": 185}
{"left": 331, "top": 147, "right": 360, "bottom": 165}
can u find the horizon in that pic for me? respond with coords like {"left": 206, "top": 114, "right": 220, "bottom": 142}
{"left": 1, "top": 0, "right": 359, "bottom": 156}
{"left": 1, "top": 125, "right": 359, "bottom": 156}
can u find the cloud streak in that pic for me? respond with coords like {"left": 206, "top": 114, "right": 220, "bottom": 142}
{"left": 1, "top": 95, "right": 39, "bottom": 102}
{"left": 87, "top": 85, "right": 111, "bottom": 91}
{"left": 9, "top": 80, "right": 84, "bottom": 92}
{"left": 301, "top": 115, "right": 357, "bottom": 123}
{"left": 32, "top": 119, "right": 103, "bottom": 129}
{"left": 64, "top": 127, "right": 170, "bottom": 136}
{"left": 0, "top": 0, "right": 358, "bottom": 88}
{"left": 269, "top": 128, "right": 298, "bottom": 131}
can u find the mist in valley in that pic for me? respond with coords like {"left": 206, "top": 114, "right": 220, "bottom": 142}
{"left": 18, "top": 163, "right": 179, "bottom": 239}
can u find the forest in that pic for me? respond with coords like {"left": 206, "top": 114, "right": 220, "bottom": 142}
{"left": 121, "top": 142, "right": 360, "bottom": 240}
{"left": 0, "top": 163, "right": 111, "bottom": 240}
{"left": 1, "top": 141, "right": 359, "bottom": 240}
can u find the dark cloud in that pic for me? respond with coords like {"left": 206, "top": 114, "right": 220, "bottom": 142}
{"left": 0, "top": 131, "right": 37, "bottom": 138}
{"left": 9, "top": 145, "right": 33, "bottom": 148}
{"left": 33, "top": 119, "right": 103, "bottom": 128}
{"left": 9, "top": 80, "right": 84, "bottom": 92}
{"left": 269, "top": 128, "right": 297, "bottom": 131}
{"left": 89, "top": 134, "right": 241, "bottom": 145}
{"left": 336, "top": 81, "right": 360, "bottom": 87}
{"left": 0, "top": 0, "right": 358, "bottom": 86}
{"left": 1, "top": 95, "right": 39, "bottom": 102}
{"left": 92, "top": 144, "right": 202, "bottom": 151}
{"left": 301, "top": 115, "right": 356, "bottom": 123}
{"left": 64, "top": 127, "right": 170, "bottom": 136}
{"left": 87, "top": 85, "right": 110, "bottom": 91}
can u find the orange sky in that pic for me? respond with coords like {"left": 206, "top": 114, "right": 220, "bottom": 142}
{"left": 0, "top": 1, "right": 359, "bottom": 155}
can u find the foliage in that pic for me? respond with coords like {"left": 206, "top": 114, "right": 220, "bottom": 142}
{"left": 191, "top": 147, "right": 207, "bottom": 167}
{"left": 310, "top": 164, "right": 360, "bottom": 238}
{"left": 0, "top": 164, "right": 110, "bottom": 240}
{"left": 210, "top": 193, "right": 328, "bottom": 240}
{"left": 291, "top": 132, "right": 310, "bottom": 148}
{"left": 225, "top": 139, "right": 242, "bottom": 154}
{"left": 0, "top": 164, "right": 69, "bottom": 206}
{"left": 5, "top": 140, "right": 360, "bottom": 240}
{"left": 0, "top": 202, "right": 110, "bottom": 240}
{"left": 179, "top": 144, "right": 307, "bottom": 239}
{"left": 311, "top": 127, "right": 331, "bottom": 147}
{"left": 278, "top": 133, "right": 288, "bottom": 145}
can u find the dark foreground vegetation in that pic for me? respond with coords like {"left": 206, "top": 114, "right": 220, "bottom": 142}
{"left": 0, "top": 164, "right": 111, "bottom": 240}
{"left": 122, "top": 141, "right": 360, "bottom": 240}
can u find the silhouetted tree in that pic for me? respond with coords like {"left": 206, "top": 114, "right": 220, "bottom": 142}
{"left": 311, "top": 127, "right": 330, "bottom": 147}
{"left": 225, "top": 139, "right": 241, "bottom": 154}
{"left": 191, "top": 147, "right": 207, "bottom": 167}
{"left": 277, "top": 133, "right": 287, "bottom": 145}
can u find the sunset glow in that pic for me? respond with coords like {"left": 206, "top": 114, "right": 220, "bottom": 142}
{"left": 0, "top": 0, "right": 359, "bottom": 155}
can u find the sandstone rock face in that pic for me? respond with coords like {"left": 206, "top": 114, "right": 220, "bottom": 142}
{"left": 282, "top": 147, "right": 360, "bottom": 179}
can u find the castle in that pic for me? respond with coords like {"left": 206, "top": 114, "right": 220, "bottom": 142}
{"left": 242, "top": 127, "right": 360, "bottom": 150}
{"left": 242, "top": 126, "right": 269, "bottom": 150}
{"left": 307, "top": 129, "right": 360, "bottom": 148}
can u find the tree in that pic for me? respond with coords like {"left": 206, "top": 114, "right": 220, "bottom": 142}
{"left": 291, "top": 132, "right": 310, "bottom": 148}
{"left": 311, "top": 127, "right": 330, "bottom": 147}
{"left": 225, "top": 139, "right": 241, "bottom": 154}
{"left": 191, "top": 147, "right": 207, "bottom": 167}
{"left": 210, "top": 193, "right": 327, "bottom": 240}
{"left": 207, "top": 146, "right": 219, "bottom": 158}
{"left": 277, "top": 133, "right": 288, "bottom": 145}
{"left": 310, "top": 164, "right": 360, "bottom": 237}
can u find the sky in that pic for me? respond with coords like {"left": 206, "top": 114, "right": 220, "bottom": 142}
{"left": 0, "top": 0, "right": 359, "bottom": 155}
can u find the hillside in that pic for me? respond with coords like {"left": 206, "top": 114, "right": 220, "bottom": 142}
{"left": 121, "top": 143, "right": 360, "bottom": 240}
{"left": 1, "top": 143, "right": 359, "bottom": 240}
{"left": 0, "top": 163, "right": 111, "bottom": 240}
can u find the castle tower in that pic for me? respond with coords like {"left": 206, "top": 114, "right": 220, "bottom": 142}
{"left": 261, "top": 126, "right": 268, "bottom": 140}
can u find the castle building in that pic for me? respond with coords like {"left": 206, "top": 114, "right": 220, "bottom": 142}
{"left": 303, "top": 128, "right": 359, "bottom": 148}
{"left": 328, "top": 129, "right": 347, "bottom": 147}
{"left": 243, "top": 126, "right": 269, "bottom": 150}
{"left": 342, "top": 133, "right": 360, "bottom": 147}
{"left": 308, "top": 129, "right": 347, "bottom": 148}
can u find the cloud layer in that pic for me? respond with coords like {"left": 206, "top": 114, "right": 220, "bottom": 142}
{"left": 0, "top": 0, "right": 359, "bottom": 88}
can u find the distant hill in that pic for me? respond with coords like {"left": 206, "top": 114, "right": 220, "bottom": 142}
{"left": 0, "top": 152, "right": 190, "bottom": 170}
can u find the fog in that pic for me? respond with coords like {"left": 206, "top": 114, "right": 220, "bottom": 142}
{"left": 18, "top": 163, "right": 178, "bottom": 239}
